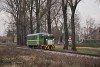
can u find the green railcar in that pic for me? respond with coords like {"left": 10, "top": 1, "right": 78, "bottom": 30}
{"left": 27, "top": 32, "right": 55, "bottom": 49}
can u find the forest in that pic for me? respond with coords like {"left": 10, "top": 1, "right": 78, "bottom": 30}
{"left": 0, "top": 0, "right": 100, "bottom": 51}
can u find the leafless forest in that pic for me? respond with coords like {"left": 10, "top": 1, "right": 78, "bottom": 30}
{"left": 0, "top": 0, "right": 100, "bottom": 50}
{"left": 0, "top": 0, "right": 100, "bottom": 67}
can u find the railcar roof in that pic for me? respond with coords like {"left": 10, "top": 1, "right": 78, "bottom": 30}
{"left": 27, "top": 32, "right": 49, "bottom": 36}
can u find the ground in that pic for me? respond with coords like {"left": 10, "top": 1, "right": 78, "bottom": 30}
{"left": 0, "top": 44, "right": 100, "bottom": 67}
{"left": 55, "top": 45, "right": 100, "bottom": 55}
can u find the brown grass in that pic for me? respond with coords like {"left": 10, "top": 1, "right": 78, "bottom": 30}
{"left": 0, "top": 44, "right": 100, "bottom": 67}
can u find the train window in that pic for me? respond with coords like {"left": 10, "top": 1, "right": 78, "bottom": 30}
{"left": 41, "top": 35, "right": 44, "bottom": 38}
{"left": 31, "top": 36, "right": 36, "bottom": 40}
{"left": 45, "top": 36, "right": 47, "bottom": 39}
{"left": 27, "top": 36, "right": 32, "bottom": 40}
{"left": 48, "top": 36, "right": 54, "bottom": 39}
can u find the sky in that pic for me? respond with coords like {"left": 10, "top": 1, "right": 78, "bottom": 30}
{"left": 0, "top": 11, "right": 9, "bottom": 36}
{"left": 77, "top": 0, "right": 100, "bottom": 26}
{"left": 0, "top": 0, "right": 100, "bottom": 36}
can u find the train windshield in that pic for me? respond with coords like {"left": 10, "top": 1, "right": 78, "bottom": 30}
{"left": 46, "top": 35, "right": 54, "bottom": 40}
{"left": 47, "top": 36, "right": 54, "bottom": 40}
{"left": 46, "top": 35, "right": 54, "bottom": 45}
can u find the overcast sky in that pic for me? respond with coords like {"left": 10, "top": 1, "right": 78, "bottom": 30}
{"left": 77, "top": 0, "right": 100, "bottom": 26}
{"left": 0, "top": 0, "right": 100, "bottom": 36}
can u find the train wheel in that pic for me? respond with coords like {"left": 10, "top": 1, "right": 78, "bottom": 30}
{"left": 47, "top": 45, "right": 49, "bottom": 49}
{"left": 28, "top": 45, "right": 33, "bottom": 48}
{"left": 49, "top": 45, "right": 52, "bottom": 50}
{"left": 42, "top": 46, "right": 44, "bottom": 49}
{"left": 52, "top": 45, "right": 55, "bottom": 49}
{"left": 42, "top": 46, "right": 46, "bottom": 49}
{"left": 44, "top": 46, "right": 47, "bottom": 49}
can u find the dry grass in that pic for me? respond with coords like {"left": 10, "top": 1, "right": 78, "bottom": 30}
{"left": 77, "top": 47, "right": 100, "bottom": 50}
{"left": 0, "top": 44, "right": 100, "bottom": 67}
{"left": 55, "top": 45, "right": 100, "bottom": 54}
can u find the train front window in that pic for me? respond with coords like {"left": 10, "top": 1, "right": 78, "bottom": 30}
{"left": 47, "top": 36, "right": 54, "bottom": 45}
{"left": 47, "top": 36, "right": 54, "bottom": 40}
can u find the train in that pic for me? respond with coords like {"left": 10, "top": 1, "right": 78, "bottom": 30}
{"left": 27, "top": 32, "right": 55, "bottom": 49}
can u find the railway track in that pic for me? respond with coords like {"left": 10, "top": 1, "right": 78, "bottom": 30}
{"left": 0, "top": 44, "right": 100, "bottom": 58}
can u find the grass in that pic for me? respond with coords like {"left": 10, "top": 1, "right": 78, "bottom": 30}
{"left": 0, "top": 44, "right": 100, "bottom": 67}
{"left": 77, "top": 47, "right": 100, "bottom": 55}
{"left": 55, "top": 45, "right": 100, "bottom": 55}
{"left": 0, "top": 43, "right": 16, "bottom": 45}
{"left": 55, "top": 45, "right": 64, "bottom": 50}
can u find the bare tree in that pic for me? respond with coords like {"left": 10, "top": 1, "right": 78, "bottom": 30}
{"left": 67, "top": 0, "right": 81, "bottom": 51}
{"left": 35, "top": 0, "right": 46, "bottom": 33}
{"left": 62, "top": 0, "right": 69, "bottom": 50}
{"left": 47, "top": 0, "right": 52, "bottom": 34}
{"left": 29, "top": 0, "right": 34, "bottom": 34}
{"left": 85, "top": 18, "right": 95, "bottom": 39}
{"left": 4, "top": 0, "right": 21, "bottom": 45}
{"left": 4, "top": 0, "right": 30, "bottom": 45}
{"left": 35, "top": 0, "right": 40, "bottom": 33}
{"left": 74, "top": 12, "right": 81, "bottom": 43}
{"left": 6, "top": 23, "right": 16, "bottom": 43}
{"left": 3, "top": 0, "right": 82, "bottom": 48}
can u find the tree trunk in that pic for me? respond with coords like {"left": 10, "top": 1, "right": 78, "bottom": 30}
{"left": 71, "top": 10, "right": 77, "bottom": 51}
{"left": 20, "top": 14, "right": 23, "bottom": 45}
{"left": 22, "top": 0, "right": 27, "bottom": 46}
{"left": 60, "top": 35, "right": 63, "bottom": 43}
{"left": 30, "top": 0, "right": 33, "bottom": 34}
{"left": 16, "top": 2, "right": 21, "bottom": 45}
{"left": 68, "top": 0, "right": 81, "bottom": 51}
{"left": 47, "top": 0, "right": 52, "bottom": 34}
{"left": 16, "top": 13, "right": 20, "bottom": 45}
{"left": 36, "top": 0, "right": 40, "bottom": 33}
{"left": 62, "top": 0, "right": 69, "bottom": 50}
